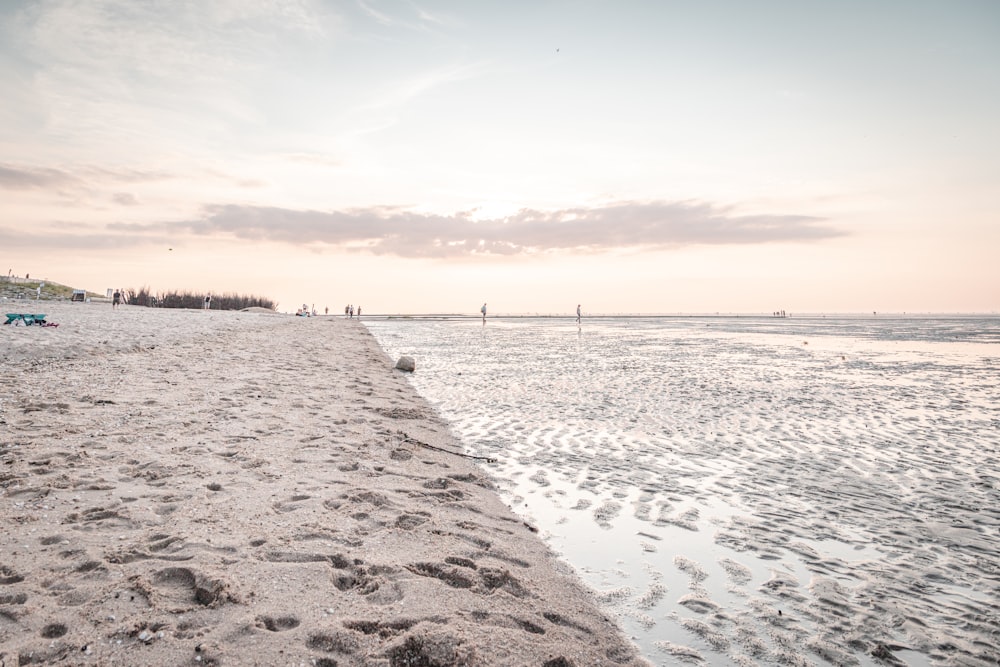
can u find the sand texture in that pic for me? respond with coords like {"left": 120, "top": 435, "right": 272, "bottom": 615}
{"left": 0, "top": 304, "right": 645, "bottom": 666}
{"left": 366, "top": 317, "right": 1000, "bottom": 665}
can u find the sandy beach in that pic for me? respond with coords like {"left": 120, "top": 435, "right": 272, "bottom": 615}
{"left": 0, "top": 302, "right": 646, "bottom": 666}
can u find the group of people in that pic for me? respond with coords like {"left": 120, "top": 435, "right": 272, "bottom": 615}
{"left": 290, "top": 304, "right": 361, "bottom": 317}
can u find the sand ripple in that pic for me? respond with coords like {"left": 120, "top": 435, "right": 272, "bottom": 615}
{"left": 367, "top": 316, "right": 1000, "bottom": 666}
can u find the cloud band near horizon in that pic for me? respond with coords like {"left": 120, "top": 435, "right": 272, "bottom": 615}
{"left": 98, "top": 201, "right": 842, "bottom": 258}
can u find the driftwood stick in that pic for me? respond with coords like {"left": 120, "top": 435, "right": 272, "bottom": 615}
{"left": 397, "top": 431, "right": 498, "bottom": 463}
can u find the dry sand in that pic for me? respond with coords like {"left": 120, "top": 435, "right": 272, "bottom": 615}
{"left": 0, "top": 303, "right": 646, "bottom": 666}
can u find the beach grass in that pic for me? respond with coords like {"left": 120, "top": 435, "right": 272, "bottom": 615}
{"left": 125, "top": 287, "right": 276, "bottom": 311}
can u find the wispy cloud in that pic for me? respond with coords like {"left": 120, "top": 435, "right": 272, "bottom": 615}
{"left": 17, "top": 0, "right": 328, "bottom": 76}
{"left": 357, "top": 0, "right": 458, "bottom": 31}
{"left": 104, "top": 200, "right": 843, "bottom": 258}
{"left": 413, "top": 6, "right": 454, "bottom": 28}
{"left": 357, "top": 0, "right": 394, "bottom": 26}
{"left": 360, "top": 60, "right": 491, "bottom": 112}
{"left": 0, "top": 226, "right": 165, "bottom": 251}
{"left": 112, "top": 192, "right": 139, "bottom": 206}
{"left": 0, "top": 163, "right": 172, "bottom": 191}
{"left": 3, "top": 0, "right": 333, "bottom": 149}
{"left": 0, "top": 164, "right": 79, "bottom": 190}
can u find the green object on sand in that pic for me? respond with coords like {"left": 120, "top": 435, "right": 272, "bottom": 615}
{"left": 4, "top": 313, "right": 47, "bottom": 325}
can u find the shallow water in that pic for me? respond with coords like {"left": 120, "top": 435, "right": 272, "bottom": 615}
{"left": 365, "top": 316, "right": 1000, "bottom": 666}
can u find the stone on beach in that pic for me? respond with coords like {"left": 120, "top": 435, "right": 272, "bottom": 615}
{"left": 395, "top": 355, "right": 416, "bottom": 372}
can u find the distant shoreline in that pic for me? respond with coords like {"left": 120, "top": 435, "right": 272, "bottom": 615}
{"left": 366, "top": 312, "right": 1000, "bottom": 320}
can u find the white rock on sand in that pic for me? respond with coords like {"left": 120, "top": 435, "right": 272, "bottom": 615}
{"left": 0, "top": 303, "right": 646, "bottom": 666}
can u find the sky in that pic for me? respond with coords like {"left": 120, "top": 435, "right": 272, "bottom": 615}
{"left": 1, "top": 0, "right": 998, "bottom": 314}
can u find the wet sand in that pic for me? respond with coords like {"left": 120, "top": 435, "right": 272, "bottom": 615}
{"left": 365, "top": 316, "right": 1000, "bottom": 666}
{"left": 0, "top": 303, "right": 646, "bottom": 666}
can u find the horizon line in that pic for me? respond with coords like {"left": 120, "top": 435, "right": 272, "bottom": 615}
{"left": 344, "top": 311, "right": 999, "bottom": 319}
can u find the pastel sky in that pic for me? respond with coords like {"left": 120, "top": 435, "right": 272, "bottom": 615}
{"left": 2, "top": 0, "right": 998, "bottom": 314}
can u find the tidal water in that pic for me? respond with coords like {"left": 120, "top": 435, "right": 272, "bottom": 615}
{"left": 364, "top": 316, "right": 1000, "bottom": 666}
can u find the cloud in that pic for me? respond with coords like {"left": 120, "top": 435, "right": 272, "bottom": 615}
{"left": 357, "top": 0, "right": 458, "bottom": 32}
{"left": 17, "top": 0, "right": 327, "bottom": 80}
{"left": 112, "top": 192, "right": 139, "bottom": 206}
{"left": 0, "top": 164, "right": 79, "bottom": 190}
{"left": 2, "top": 0, "right": 333, "bottom": 150}
{"left": 360, "top": 60, "right": 491, "bottom": 113}
{"left": 92, "top": 167, "right": 174, "bottom": 184}
{"left": 357, "top": 0, "right": 394, "bottom": 26}
{"left": 107, "top": 200, "right": 844, "bottom": 258}
{"left": 0, "top": 225, "right": 164, "bottom": 251}
{"left": 0, "top": 162, "right": 173, "bottom": 193}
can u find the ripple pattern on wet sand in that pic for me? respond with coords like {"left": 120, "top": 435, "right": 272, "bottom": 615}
{"left": 367, "top": 316, "right": 1000, "bottom": 666}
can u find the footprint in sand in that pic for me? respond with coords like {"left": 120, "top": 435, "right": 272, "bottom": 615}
{"left": 0, "top": 565, "right": 24, "bottom": 585}
{"left": 384, "top": 632, "right": 474, "bottom": 667}
{"left": 306, "top": 630, "right": 362, "bottom": 656}
{"left": 0, "top": 593, "right": 28, "bottom": 605}
{"left": 256, "top": 615, "right": 301, "bottom": 632}
{"left": 394, "top": 512, "right": 430, "bottom": 530}
{"left": 40, "top": 622, "right": 68, "bottom": 638}
{"left": 150, "top": 567, "right": 232, "bottom": 610}
{"left": 273, "top": 494, "right": 312, "bottom": 513}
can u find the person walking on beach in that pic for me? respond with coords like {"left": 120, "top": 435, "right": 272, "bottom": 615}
{"left": 481, "top": 302, "right": 487, "bottom": 325}
{"left": 204, "top": 294, "right": 211, "bottom": 310}
{"left": 357, "top": 306, "right": 361, "bottom": 319}
{"left": 112, "top": 289, "right": 122, "bottom": 309}
{"left": 576, "top": 304, "right": 581, "bottom": 325}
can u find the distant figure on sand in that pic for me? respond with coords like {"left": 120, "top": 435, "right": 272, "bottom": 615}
{"left": 113, "top": 290, "right": 122, "bottom": 309}
{"left": 481, "top": 302, "right": 487, "bottom": 324}
{"left": 357, "top": 306, "right": 361, "bottom": 319}
{"left": 576, "top": 304, "right": 581, "bottom": 325}
{"left": 204, "top": 294, "right": 211, "bottom": 310}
